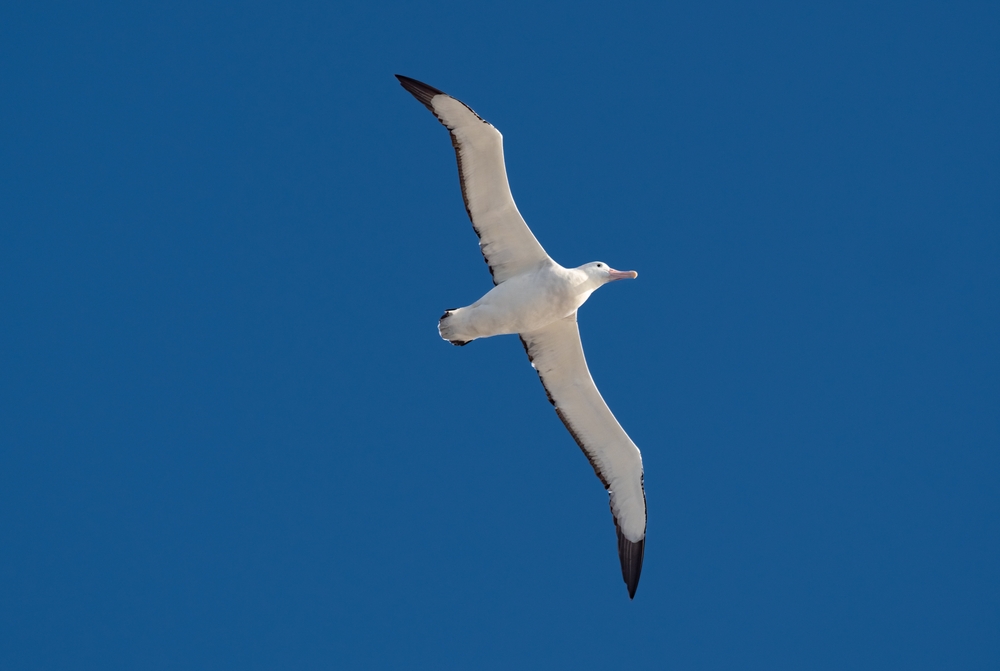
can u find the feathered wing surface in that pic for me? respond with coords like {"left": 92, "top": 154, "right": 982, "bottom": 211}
{"left": 520, "top": 313, "right": 647, "bottom": 598}
{"left": 396, "top": 75, "right": 550, "bottom": 284}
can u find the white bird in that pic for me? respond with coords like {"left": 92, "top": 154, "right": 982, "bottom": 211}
{"left": 397, "top": 75, "right": 647, "bottom": 598}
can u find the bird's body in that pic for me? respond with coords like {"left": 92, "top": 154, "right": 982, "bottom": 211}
{"left": 397, "top": 75, "right": 648, "bottom": 598}
{"left": 440, "top": 260, "right": 603, "bottom": 343}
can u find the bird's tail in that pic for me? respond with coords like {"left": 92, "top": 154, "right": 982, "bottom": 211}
{"left": 438, "top": 309, "right": 472, "bottom": 346}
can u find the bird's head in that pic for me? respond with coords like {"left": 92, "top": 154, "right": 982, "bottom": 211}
{"left": 581, "top": 261, "right": 638, "bottom": 286}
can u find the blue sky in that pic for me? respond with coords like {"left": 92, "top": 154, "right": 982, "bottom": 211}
{"left": 1, "top": 1, "right": 997, "bottom": 669}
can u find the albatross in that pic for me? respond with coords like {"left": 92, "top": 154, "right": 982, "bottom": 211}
{"left": 397, "top": 75, "right": 647, "bottom": 599}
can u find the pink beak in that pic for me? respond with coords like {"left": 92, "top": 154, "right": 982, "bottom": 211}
{"left": 607, "top": 268, "right": 639, "bottom": 281}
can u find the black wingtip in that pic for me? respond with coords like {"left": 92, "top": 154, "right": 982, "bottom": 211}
{"left": 617, "top": 526, "right": 645, "bottom": 599}
{"left": 395, "top": 74, "right": 445, "bottom": 112}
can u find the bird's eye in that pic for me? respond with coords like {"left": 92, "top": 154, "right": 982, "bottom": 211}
{"left": 597, "top": 263, "right": 603, "bottom": 268}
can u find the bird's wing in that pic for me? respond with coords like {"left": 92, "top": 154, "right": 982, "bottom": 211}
{"left": 397, "top": 75, "right": 551, "bottom": 285}
{"left": 520, "top": 313, "right": 646, "bottom": 598}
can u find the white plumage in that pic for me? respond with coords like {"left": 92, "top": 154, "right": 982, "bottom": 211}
{"left": 398, "top": 75, "right": 647, "bottom": 598}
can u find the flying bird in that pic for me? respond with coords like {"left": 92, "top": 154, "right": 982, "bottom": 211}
{"left": 396, "top": 75, "right": 647, "bottom": 599}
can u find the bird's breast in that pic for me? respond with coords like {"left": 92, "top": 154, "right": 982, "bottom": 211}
{"left": 471, "top": 266, "right": 587, "bottom": 334}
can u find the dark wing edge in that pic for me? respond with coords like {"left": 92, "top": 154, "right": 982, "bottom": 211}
{"left": 520, "top": 331, "right": 647, "bottom": 599}
{"left": 521, "top": 335, "right": 611, "bottom": 488}
{"left": 396, "top": 74, "right": 485, "bottom": 121}
{"left": 616, "top": 496, "right": 646, "bottom": 599}
{"left": 395, "top": 75, "right": 444, "bottom": 113}
{"left": 395, "top": 74, "right": 500, "bottom": 284}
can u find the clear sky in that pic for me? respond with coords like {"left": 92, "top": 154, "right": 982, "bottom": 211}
{"left": 2, "top": 1, "right": 997, "bottom": 669}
